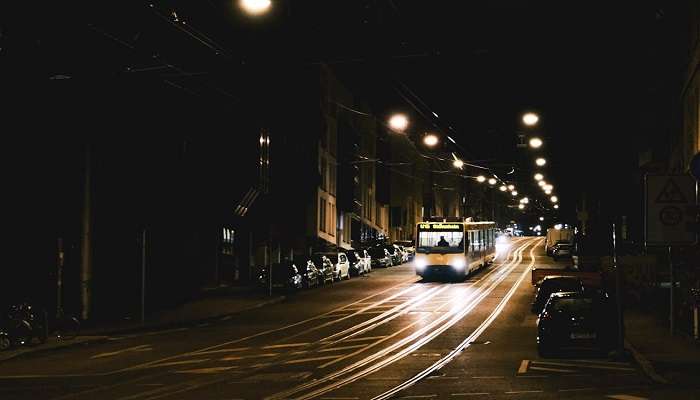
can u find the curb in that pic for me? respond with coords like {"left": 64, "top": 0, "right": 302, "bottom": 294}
{"left": 624, "top": 338, "right": 669, "bottom": 384}
{"left": 86, "top": 295, "right": 287, "bottom": 336}
{"left": 0, "top": 335, "right": 111, "bottom": 363}
{"left": 0, "top": 295, "right": 286, "bottom": 362}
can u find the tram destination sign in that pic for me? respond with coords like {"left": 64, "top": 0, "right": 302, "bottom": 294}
{"left": 645, "top": 174, "right": 698, "bottom": 246}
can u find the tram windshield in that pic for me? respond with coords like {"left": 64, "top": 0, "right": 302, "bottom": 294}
{"left": 416, "top": 226, "right": 465, "bottom": 254}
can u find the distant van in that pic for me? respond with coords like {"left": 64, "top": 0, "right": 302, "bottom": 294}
{"left": 545, "top": 228, "right": 572, "bottom": 255}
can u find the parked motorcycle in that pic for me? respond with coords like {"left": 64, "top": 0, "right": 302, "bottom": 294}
{"left": 0, "top": 302, "right": 47, "bottom": 350}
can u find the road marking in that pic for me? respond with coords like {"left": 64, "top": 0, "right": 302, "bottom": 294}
{"left": 504, "top": 390, "right": 543, "bottom": 394}
{"left": 318, "top": 344, "right": 367, "bottom": 352}
{"left": 343, "top": 336, "right": 388, "bottom": 342}
{"left": 175, "top": 366, "right": 237, "bottom": 374}
{"left": 147, "top": 359, "right": 209, "bottom": 368}
{"left": 450, "top": 394, "right": 490, "bottom": 397}
{"left": 262, "top": 343, "right": 308, "bottom": 349}
{"left": 400, "top": 396, "right": 436, "bottom": 399}
{"left": 517, "top": 360, "right": 529, "bottom": 374}
{"left": 471, "top": 376, "right": 504, "bottom": 379}
{"left": 320, "top": 397, "right": 360, "bottom": 400}
{"left": 606, "top": 395, "right": 648, "bottom": 400}
{"left": 282, "top": 355, "right": 340, "bottom": 365}
{"left": 559, "top": 387, "right": 595, "bottom": 392}
{"left": 220, "top": 352, "right": 278, "bottom": 361}
{"left": 516, "top": 375, "right": 548, "bottom": 378}
{"left": 192, "top": 347, "right": 251, "bottom": 355}
{"left": 533, "top": 360, "right": 635, "bottom": 371}
{"left": 426, "top": 376, "right": 458, "bottom": 380}
{"left": 570, "top": 359, "right": 631, "bottom": 366}
{"left": 529, "top": 366, "right": 576, "bottom": 373}
{"left": 91, "top": 344, "right": 152, "bottom": 359}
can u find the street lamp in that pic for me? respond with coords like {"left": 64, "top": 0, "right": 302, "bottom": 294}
{"left": 539, "top": 216, "right": 545, "bottom": 221}
{"left": 389, "top": 113, "right": 409, "bottom": 133}
{"left": 423, "top": 133, "right": 439, "bottom": 147}
{"left": 499, "top": 185, "right": 508, "bottom": 192}
{"left": 518, "top": 204, "right": 525, "bottom": 210}
{"left": 488, "top": 178, "right": 497, "bottom": 185}
{"left": 522, "top": 112, "right": 539, "bottom": 126}
{"left": 534, "top": 173, "right": 543, "bottom": 181}
{"left": 239, "top": 0, "right": 272, "bottom": 15}
{"left": 544, "top": 184, "right": 553, "bottom": 191}
{"left": 453, "top": 159, "right": 464, "bottom": 169}
{"left": 529, "top": 137, "right": 543, "bottom": 149}
{"left": 476, "top": 175, "right": 486, "bottom": 183}
{"left": 511, "top": 190, "right": 518, "bottom": 196}
{"left": 520, "top": 197, "right": 529, "bottom": 204}
{"left": 538, "top": 180, "right": 546, "bottom": 187}
{"left": 550, "top": 196, "right": 558, "bottom": 203}
{"left": 554, "top": 204, "right": 559, "bottom": 209}
{"left": 535, "top": 157, "right": 547, "bottom": 166}
{"left": 507, "top": 184, "right": 515, "bottom": 191}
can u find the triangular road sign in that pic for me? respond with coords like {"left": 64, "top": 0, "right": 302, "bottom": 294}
{"left": 655, "top": 178, "right": 688, "bottom": 204}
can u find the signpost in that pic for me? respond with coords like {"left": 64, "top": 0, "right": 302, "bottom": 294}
{"left": 645, "top": 174, "right": 698, "bottom": 334}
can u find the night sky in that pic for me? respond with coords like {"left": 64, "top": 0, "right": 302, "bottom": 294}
{"left": 3, "top": 1, "right": 681, "bottom": 228}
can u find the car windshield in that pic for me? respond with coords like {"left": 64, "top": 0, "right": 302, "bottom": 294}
{"left": 368, "top": 248, "right": 385, "bottom": 258}
{"left": 549, "top": 298, "right": 593, "bottom": 314}
{"left": 542, "top": 279, "right": 581, "bottom": 292}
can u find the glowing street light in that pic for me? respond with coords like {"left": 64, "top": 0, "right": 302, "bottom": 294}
{"left": 545, "top": 189, "right": 552, "bottom": 195}
{"left": 554, "top": 204, "right": 559, "bottom": 209}
{"left": 518, "top": 204, "right": 525, "bottom": 210}
{"left": 538, "top": 180, "right": 546, "bottom": 187}
{"left": 550, "top": 196, "right": 558, "bottom": 203}
{"left": 488, "top": 178, "right": 497, "bottom": 185}
{"left": 535, "top": 157, "right": 547, "bottom": 166}
{"left": 388, "top": 113, "right": 409, "bottom": 132}
{"left": 520, "top": 197, "right": 529, "bottom": 204}
{"left": 511, "top": 190, "right": 518, "bottom": 196}
{"left": 529, "top": 137, "right": 543, "bottom": 149}
{"left": 539, "top": 216, "right": 545, "bottom": 221}
{"left": 507, "top": 184, "right": 515, "bottom": 191}
{"left": 544, "top": 184, "right": 553, "bottom": 191}
{"left": 522, "top": 112, "right": 539, "bottom": 126}
{"left": 476, "top": 175, "right": 486, "bottom": 183}
{"left": 453, "top": 159, "right": 464, "bottom": 169}
{"left": 423, "top": 133, "right": 439, "bottom": 147}
{"left": 534, "top": 173, "right": 544, "bottom": 181}
{"left": 499, "top": 185, "right": 508, "bottom": 192}
{"left": 239, "top": 0, "right": 272, "bottom": 15}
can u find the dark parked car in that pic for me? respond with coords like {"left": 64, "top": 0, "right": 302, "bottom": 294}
{"left": 537, "top": 291, "right": 616, "bottom": 357}
{"left": 294, "top": 256, "right": 321, "bottom": 289}
{"left": 347, "top": 250, "right": 367, "bottom": 276}
{"left": 368, "top": 246, "right": 392, "bottom": 268}
{"left": 552, "top": 242, "right": 572, "bottom": 261}
{"left": 257, "top": 261, "right": 303, "bottom": 292}
{"left": 383, "top": 245, "right": 402, "bottom": 266}
{"left": 311, "top": 254, "right": 335, "bottom": 285}
{"left": 531, "top": 276, "right": 585, "bottom": 315}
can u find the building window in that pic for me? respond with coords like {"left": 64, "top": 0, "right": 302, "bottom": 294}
{"left": 222, "top": 228, "right": 235, "bottom": 255}
{"left": 319, "top": 198, "right": 327, "bottom": 232}
{"left": 329, "top": 161, "right": 336, "bottom": 195}
{"left": 320, "top": 156, "right": 327, "bottom": 191}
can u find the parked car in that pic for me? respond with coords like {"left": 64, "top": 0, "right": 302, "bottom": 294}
{"left": 294, "top": 256, "right": 321, "bottom": 289}
{"left": 368, "top": 246, "right": 392, "bottom": 268}
{"left": 552, "top": 242, "right": 572, "bottom": 261}
{"left": 356, "top": 248, "right": 372, "bottom": 273}
{"left": 347, "top": 250, "right": 368, "bottom": 276}
{"left": 395, "top": 245, "right": 409, "bottom": 263}
{"left": 311, "top": 254, "right": 335, "bottom": 285}
{"left": 257, "top": 261, "right": 303, "bottom": 292}
{"left": 384, "top": 245, "right": 402, "bottom": 266}
{"left": 537, "top": 291, "right": 616, "bottom": 357}
{"left": 315, "top": 252, "right": 350, "bottom": 281}
{"left": 531, "top": 276, "right": 585, "bottom": 315}
{"left": 394, "top": 240, "right": 415, "bottom": 260}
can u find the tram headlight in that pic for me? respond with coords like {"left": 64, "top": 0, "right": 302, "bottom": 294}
{"left": 450, "top": 259, "right": 465, "bottom": 270}
{"left": 415, "top": 258, "right": 427, "bottom": 272}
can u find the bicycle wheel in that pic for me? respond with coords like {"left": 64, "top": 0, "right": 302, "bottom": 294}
{"left": 56, "top": 316, "right": 80, "bottom": 340}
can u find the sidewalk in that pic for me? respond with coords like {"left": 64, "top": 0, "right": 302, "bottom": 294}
{"left": 1, "top": 285, "right": 285, "bottom": 362}
{"left": 624, "top": 306, "right": 700, "bottom": 387}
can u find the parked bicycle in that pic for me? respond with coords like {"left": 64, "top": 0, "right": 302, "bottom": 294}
{"left": 0, "top": 303, "right": 80, "bottom": 351}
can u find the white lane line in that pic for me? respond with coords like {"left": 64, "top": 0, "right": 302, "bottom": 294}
{"left": 425, "top": 376, "right": 458, "bottom": 380}
{"left": 529, "top": 366, "right": 576, "bottom": 373}
{"left": 559, "top": 387, "right": 595, "bottom": 392}
{"left": 400, "top": 396, "right": 436, "bottom": 399}
{"left": 282, "top": 355, "right": 340, "bottom": 365}
{"left": 91, "top": 344, "right": 152, "bottom": 359}
{"left": 343, "top": 336, "right": 388, "bottom": 342}
{"left": 220, "top": 353, "right": 278, "bottom": 361}
{"left": 533, "top": 360, "right": 635, "bottom": 371}
{"left": 450, "top": 394, "right": 490, "bottom": 397}
{"left": 262, "top": 343, "right": 309, "bottom": 349}
{"left": 517, "top": 360, "right": 530, "bottom": 374}
{"left": 146, "top": 359, "right": 209, "bottom": 368}
{"left": 192, "top": 347, "right": 251, "bottom": 355}
{"left": 504, "top": 390, "right": 543, "bottom": 394}
{"left": 175, "top": 366, "right": 237, "bottom": 374}
{"left": 318, "top": 344, "right": 367, "bottom": 353}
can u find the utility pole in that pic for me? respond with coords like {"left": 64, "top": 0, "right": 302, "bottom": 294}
{"left": 80, "top": 144, "right": 93, "bottom": 321}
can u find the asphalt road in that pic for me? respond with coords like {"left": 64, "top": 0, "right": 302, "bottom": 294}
{"left": 0, "top": 237, "right": 696, "bottom": 399}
